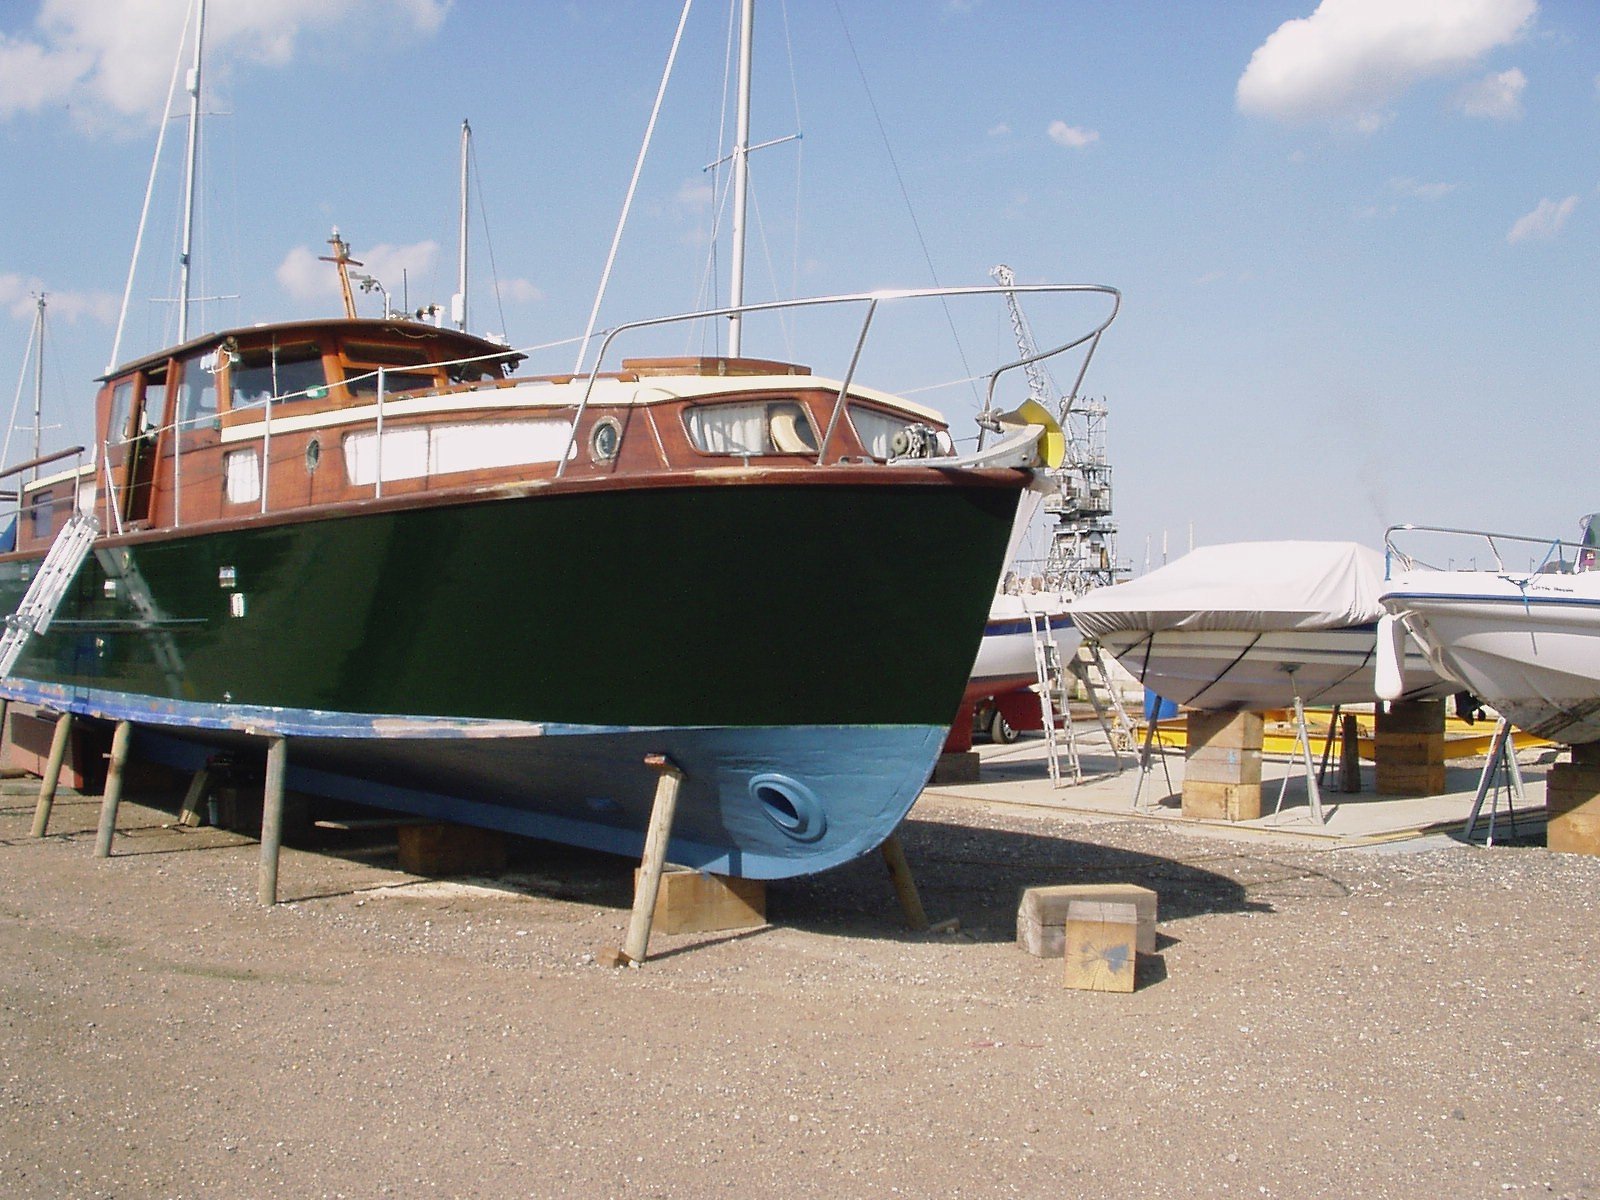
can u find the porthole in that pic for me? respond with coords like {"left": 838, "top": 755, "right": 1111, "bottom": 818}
{"left": 305, "top": 437, "right": 322, "bottom": 473}
{"left": 589, "top": 417, "right": 622, "bottom": 464}
{"left": 749, "top": 773, "right": 827, "bottom": 842}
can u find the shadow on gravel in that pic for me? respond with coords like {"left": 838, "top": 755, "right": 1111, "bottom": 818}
{"left": 6, "top": 783, "right": 1268, "bottom": 947}
{"left": 767, "top": 814, "right": 1269, "bottom": 944}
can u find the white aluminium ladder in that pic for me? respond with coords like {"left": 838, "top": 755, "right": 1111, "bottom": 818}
{"left": 0, "top": 511, "right": 100, "bottom": 677}
{"left": 1028, "top": 611, "right": 1080, "bottom": 787}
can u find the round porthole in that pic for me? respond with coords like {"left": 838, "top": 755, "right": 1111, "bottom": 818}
{"left": 749, "top": 773, "right": 827, "bottom": 842}
{"left": 305, "top": 437, "right": 321, "bottom": 473}
{"left": 589, "top": 417, "right": 622, "bottom": 463}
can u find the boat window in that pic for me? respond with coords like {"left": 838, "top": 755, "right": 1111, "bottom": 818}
{"left": 27, "top": 489, "right": 53, "bottom": 538}
{"left": 142, "top": 367, "right": 168, "bottom": 432}
{"left": 174, "top": 352, "right": 221, "bottom": 432}
{"left": 683, "top": 400, "right": 817, "bottom": 456}
{"left": 847, "top": 405, "right": 912, "bottom": 459}
{"left": 343, "top": 343, "right": 428, "bottom": 367}
{"left": 224, "top": 449, "right": 261, "bottom": 504}
{"left": 106, "top": 381, "right": 136, "bottom": 445}
{"left": 229, "top": 344, "right": 328, "bottom": 408}
{"left": 342, "top": 418, "right": 576, "bottom": 486}
{"left": 342, "top": 368, "right": 439, "bottom": 399}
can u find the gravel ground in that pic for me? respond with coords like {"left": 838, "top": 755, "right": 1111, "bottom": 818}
{"left": 1, "top": 774, "right": 1597, "bottom": 1199}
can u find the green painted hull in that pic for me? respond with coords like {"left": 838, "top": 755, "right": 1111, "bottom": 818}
{"left": 2, "top": 476, "right": 1018, "bottom": 728}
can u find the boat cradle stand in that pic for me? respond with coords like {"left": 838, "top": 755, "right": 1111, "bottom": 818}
{"left": 608, "top": 756, "right": 949, "bottom": 967}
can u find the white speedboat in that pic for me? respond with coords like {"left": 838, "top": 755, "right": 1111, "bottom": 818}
{"left": 1073, "top": 541, "right": 1453, "bottom": 711}
{"left": 1378, "top": 520, "right": 1600, "bottom": 744}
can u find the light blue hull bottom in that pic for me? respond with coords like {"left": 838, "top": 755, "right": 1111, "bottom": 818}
{"left": 2, "top": 679, "right": 945, "bottom": 880}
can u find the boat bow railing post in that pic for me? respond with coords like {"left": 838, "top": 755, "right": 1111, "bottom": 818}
{"left": 815, "top": 298, "right": 878, "bottom": 466}
{"left": 375, "top": 368, "right": 386, "bottom": 500}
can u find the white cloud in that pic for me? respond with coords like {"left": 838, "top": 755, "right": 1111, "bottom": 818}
{"left": 0, "top": 271, "right": 115, "bottom": 323}
{"left": 1507, "top": 195, "right": 1578, "bottom": 243}
{"left": 501, "top": 278, "right": 543, "bottom": 304}
{"left": 1236, "top": 0, "right": 1536, "bottom": 130}
{"left": 276, "top": 239, "right": 440, "bottom": 303}
{"left": 1047, "top": 120, "right": 1099, "bottom": 149}
{"left": 987, "top": 122, "right": 1011, "bottom": 137}
{"left": 0, "top": 0, "right": 449, "bottom": 131}
{"left": 1456, "top": 66, "right": 1526, "bottom": 118}
{"left": 674, "top": 179, "right": 713, "bottom": 214}
{"left": 1389, "top": 176, "right": 1457, "bottom": 201}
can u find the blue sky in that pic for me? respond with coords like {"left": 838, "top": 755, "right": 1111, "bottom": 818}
{"left": 1, "top": 0, "right": 1595, "bottom": 569}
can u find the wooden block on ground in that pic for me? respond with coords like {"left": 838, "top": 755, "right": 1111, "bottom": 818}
{"left": 1186, "top": 710, "right": 1264, "bottom": 752}
{"left": 1548, "top": 809, "right": 1600, "bottom": 856}
{"left": 637, "top": 866, "right": 766, "bottom": 935}
{"left": 1183, "top": 747, "right": 1264, "bottom": 786}
{"left": 1182, "top": 779, "right": 1262, "bottom": 822}
{"left": 1373, "top": 733, "right": 1446, "bottom": 767}
{"left": 1018, "top": 883, "right": 1157, "bottom": 956}
{"left": 1062, "top": 900, "right": 1138, "bottom": 993}
{"left": 1377, "top": 699, "right": 1446, "bottom": 734}
{"left": 398, "top": 822, "right": 509, "bottom": 876}
{"left": 1374, "top": 762, "right": 1445, "bottom": 796}
{"left": 1545, "top": 764, "right": 1600, "bottom": 818}
{"left": 931, "top": 751, "right": 980, "bottom": 785}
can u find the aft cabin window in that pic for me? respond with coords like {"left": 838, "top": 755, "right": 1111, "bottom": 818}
{"left": 229, "top": 343, "right": 328, "bottom": 408}
{"left": 683, "top": 400, "right": 818, "bottom": 456}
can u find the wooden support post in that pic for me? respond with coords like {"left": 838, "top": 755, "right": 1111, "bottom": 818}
{"left": 177, "top": 763, "right": 213, "bottom": 828}
{"left": 257, "top": 737, "right": 288, "bottom": 907}
{"left": 620, "top": 754, "right": 684, "bottom": 965}
{"left": 1183, "top": 710, "right": 1264, "bottom": 821}
{"left": 29, "top": 710, "right": 74, "bottom": 838}
{"left": 1375, "top": 698, "right": 1446, "bottom": 795}
{"left": 93, "top": 720, "right": 133, "bottom": 858}
{"left": 880, "top": 831, "right": 929, "bottom": 932}
{"left": 1338, "top": 712, "right": 1362, "bottom": 793}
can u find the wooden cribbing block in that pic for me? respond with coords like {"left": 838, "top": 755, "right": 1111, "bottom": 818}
{"left": 398, "top": 822, "right": 509, "bottom": 876}
{"left": 1183, "top": 780, "right": 1262, "bottom": 822}
{"left": 634, "top": 865, "right": 765, "bottom": 935}
{"left": 1062, "top": 901, "right": 1139, "bottom": 993}
{"left": 1375, "top": 700, "right": 1447, "bottom": 795}
{"left": 1183, "top": 710, "right": 1264, "bottom": 820}
{"left": 1546, "top": 762, "right": 1600, "bottom": 856}
{"left": 1186, "top": 709, "right": 1264, "bottom": 752}
{"left": 1018, "top": 883, "right": 1156, "bottom": 957}
{"left": 1570, "top": 742, "right": 1600, "bottom": 768}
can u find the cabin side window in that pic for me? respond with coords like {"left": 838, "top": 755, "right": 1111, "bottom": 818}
{"left": 847, "top": 405, "right": 914, "bottom": 459}
{"left": 27, "top": 490, "right": 54, "bottom": 538}
{"left": 682, "top": 400, "right": 817, "bottom": 456}
{"left": 229, "top": 343, "right": 328, "bottom": 408}
{"left": 106, "top": 381, "right": 136, "bottom": 445}
{"left": 174, "top": 352, "right": 221, "bottom": 432}
{"left": 340, "top": 343, "right": 440, "bottom": 400}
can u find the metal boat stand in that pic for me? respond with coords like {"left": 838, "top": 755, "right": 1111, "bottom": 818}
{"left": 1462, "top": 717, "right": 1528, "bottom": 845}
{"left": 1130, "top": 714, "right": 1174, "bottom": 811}
{"left": 1271, "top": 670, "right": 1327, "bottom": 826}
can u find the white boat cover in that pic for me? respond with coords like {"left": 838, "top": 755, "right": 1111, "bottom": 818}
{"left": 1072, "top": 541, "right": 1389, "bottom": 637}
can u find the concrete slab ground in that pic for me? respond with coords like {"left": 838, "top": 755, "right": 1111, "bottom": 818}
{"left": 925, "top": 726, "right": 1558, "bottom": 848}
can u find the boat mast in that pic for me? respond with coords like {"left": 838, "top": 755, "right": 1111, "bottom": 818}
{"left": 31, "top": 294, "right": 45, "bottom": 477}
{"left": 456, "top": 119, "right": 470, "bottom": 331}
{"left": 726, "top": 0, "right": 754, "bottom": 358}
{"left": 177, "top": 0, "right": 207, "bottom": 344}
{"left": 321, "top": 230, "right": 362, "bottom": 319}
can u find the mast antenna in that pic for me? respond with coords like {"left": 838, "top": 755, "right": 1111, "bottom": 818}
{"left": 177, "top": 0, "right": 207, "bottom": 343}
{"left": 455, "top": 119, "right": 470, "bottom": 331}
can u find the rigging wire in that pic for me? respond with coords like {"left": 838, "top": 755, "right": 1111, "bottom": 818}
{"left": 468, "top": 137, "right": 512, "bottom": 342}
{"left": 828, "top": 0, "right": 981, "bottom": 409}
{"left": 109, "top": 0, "right": 194, "bottom": 371}
{"left": 573, "top": 0, "right": 696, "bottom": 375}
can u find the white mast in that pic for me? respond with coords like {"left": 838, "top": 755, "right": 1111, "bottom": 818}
{"left": 176, "top": 0, "right": 207, "bottom": 344}
{"left": 726, "top": 0, "right": 754, "bottom": 359}
{"left": 31, "top": 295, "right": 45, "bottom": 473}
{"left": 455, "top": 119, "right": 470, "bottom": 331}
